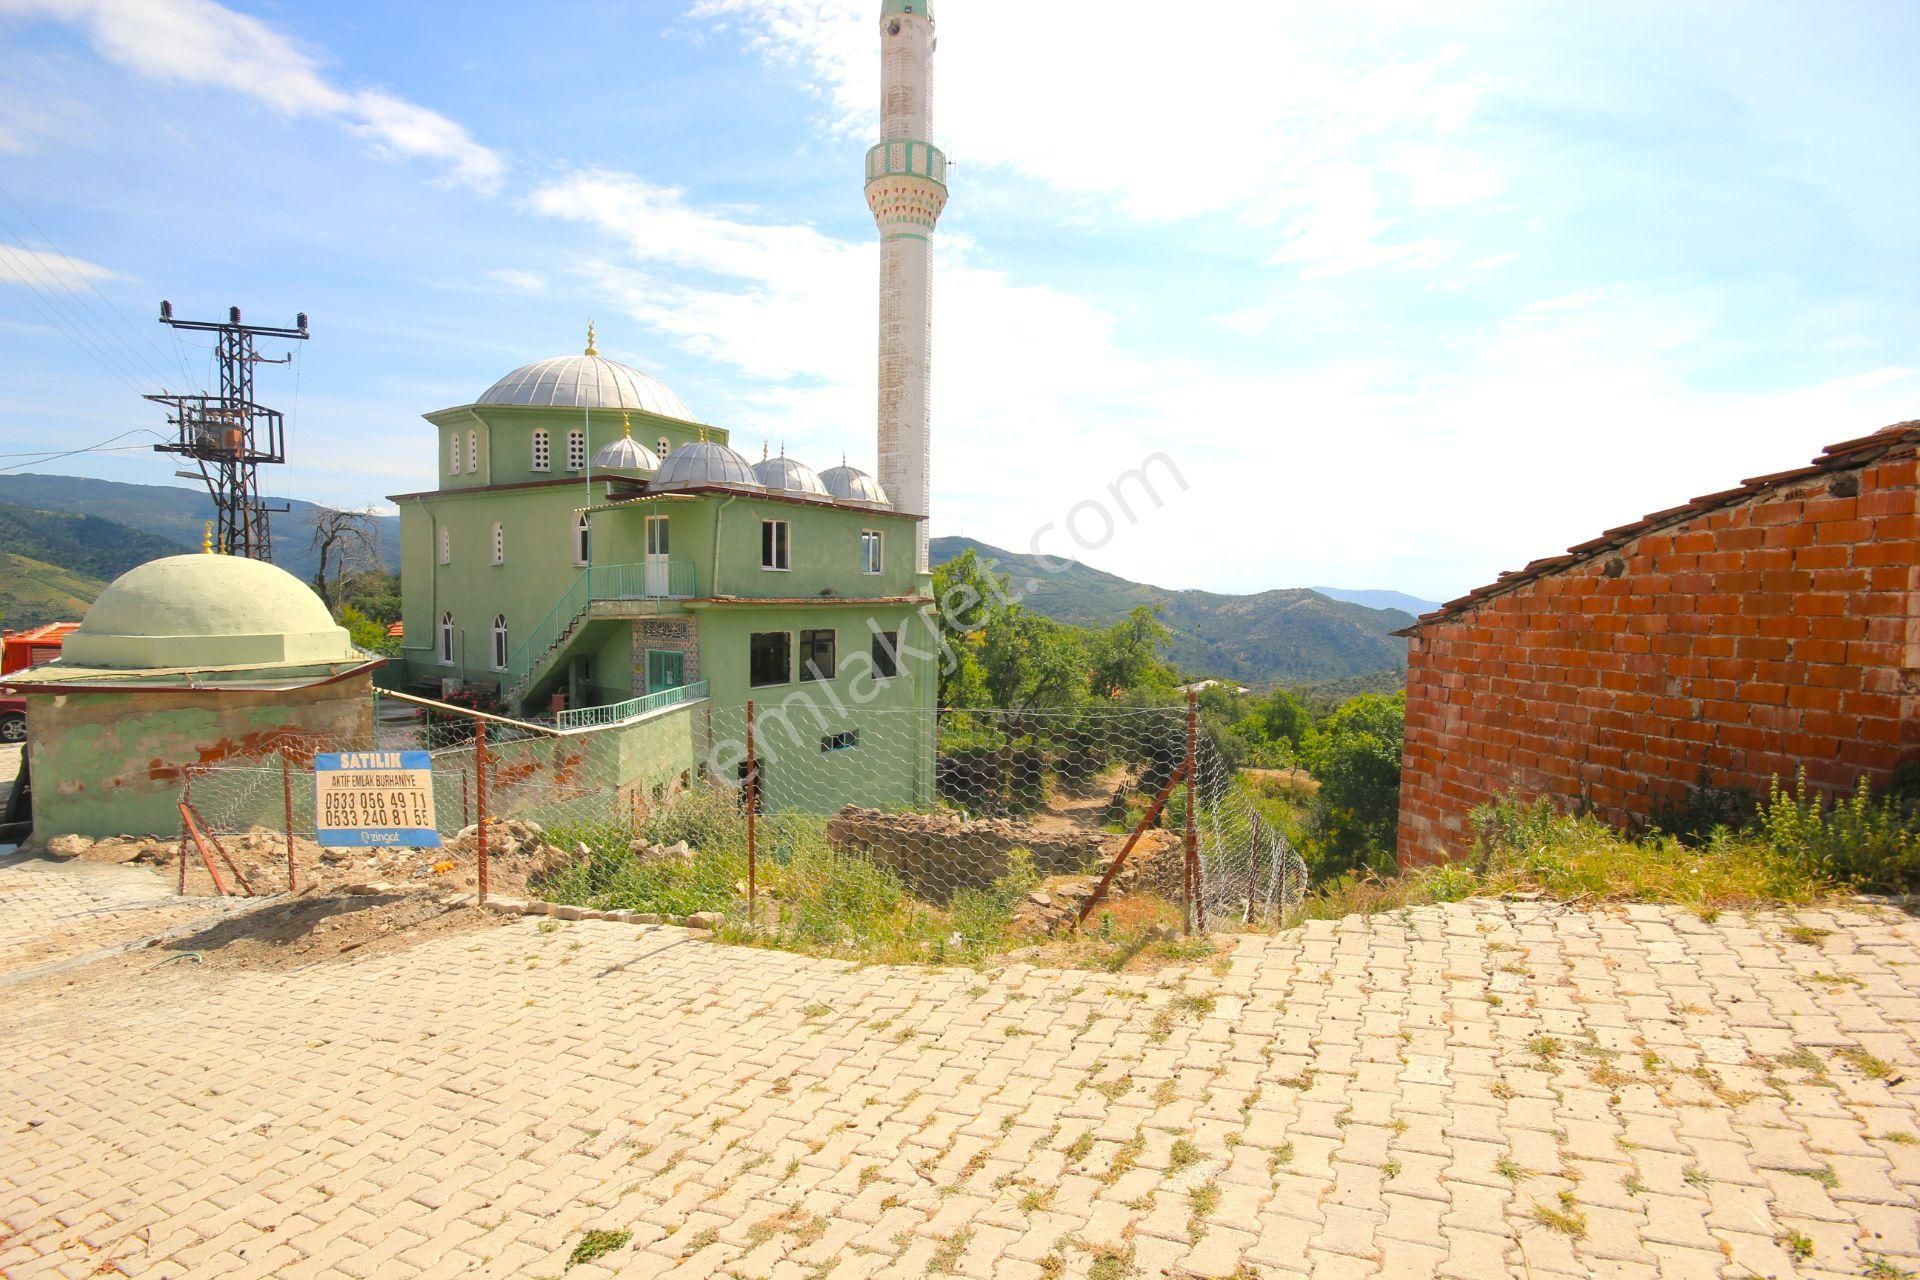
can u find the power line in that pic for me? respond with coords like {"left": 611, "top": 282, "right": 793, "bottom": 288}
{"left": 0, "top": 237, "right": 167, "bottom": 390}
{"left": 0, "top": 428, "right": 167, "bottom": 473}
{"left": 0, "top": 252, "right": 151, "bottom": 398}
{"left": 0, "top": 180, "right": 194, "bottom": 388}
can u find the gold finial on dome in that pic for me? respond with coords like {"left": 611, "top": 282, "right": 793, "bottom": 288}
{"left": 202, "top": 520, "right": 214, "bottom": 554}
{"left": 621, "top": 411, "right": 633, "bottom": 438}
{"left": 761, "top": 439, "right": 769, "bottom": 461}
{"left": 698, "top": 424, "right": 709, "bottom": 444}
{"left": 584, "top": 321, "right": 598, "bottom": 356}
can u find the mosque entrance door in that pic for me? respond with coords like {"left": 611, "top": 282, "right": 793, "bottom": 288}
{"left": 647, "top": 649, "right": 684, "bottom": 694}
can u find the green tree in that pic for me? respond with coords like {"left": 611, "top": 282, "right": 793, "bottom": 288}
{"left": 337, "top": 604, "right": 398, "bottom": 656}
{"left": 1248, "top": 688, "right": 1312, "bottom": 751}
{"left": 1088, "top": 605, "right": 1175, "bottom": 699}
{"left": 930, "top": 548, "right": 1010, "bottom": 709}
{"left": 981, "top": 605, "right": 1087, "bottom": 719}
{"left": 1302, "top": 692, "right": 1405, "bottom": 875}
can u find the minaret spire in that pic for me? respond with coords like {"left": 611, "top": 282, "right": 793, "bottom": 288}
{"left": 867, "top": 0, "right": 946, "bottom": 573}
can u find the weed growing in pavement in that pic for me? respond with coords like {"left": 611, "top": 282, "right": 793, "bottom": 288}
{"left": 567, "top": 1229, "right": 631, "bottom": 1269}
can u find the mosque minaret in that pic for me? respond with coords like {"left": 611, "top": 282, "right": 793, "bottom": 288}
{"left": 866, "top": 0, "right": 947, "bottom": 573}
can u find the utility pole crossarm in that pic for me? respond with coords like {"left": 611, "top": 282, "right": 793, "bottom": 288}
{"left": 147, "top": 301, "right": 309, "bottom": 562}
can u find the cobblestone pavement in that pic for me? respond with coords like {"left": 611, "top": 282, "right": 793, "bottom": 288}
{"left": 2, "top": 890, "right": 1917, "bottom": 1279}
{"left": 0, "top": 852, "right": 254, "bottom": 980}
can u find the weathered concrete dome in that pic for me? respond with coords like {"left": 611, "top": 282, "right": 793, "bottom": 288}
{"left": 64, "top": 554, "right": 359, "bottom": 670}
{"left": 820, "top": 463, "right": 891, "bottom": 506}
{"left": 478, "top": 354, "right": 693, "bottom": 421}
{"left": 751, "top": 452, "right": 829, "bottom": 497}
{"left": 652, "top": 439, "right": 759, "bottom": 491}
{"left": 591, "top": 434, "right": 661, "bottom": 472}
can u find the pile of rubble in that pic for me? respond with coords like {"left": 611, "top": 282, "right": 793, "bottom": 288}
{"left": 1010, "top": 831, "right": 1186, "bottom": 935}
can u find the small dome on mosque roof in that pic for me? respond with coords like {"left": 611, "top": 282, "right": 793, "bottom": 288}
{"left": 820, "top": 462, "right": 891, "bottom": 507}
{"left": 592, "top": 429, "right": 662, "bottom": 472}
{"left": 652, "top": 438, "right": 760, "bottom": 491}
{"left": 751, "top": 449, "right": 830, "bottom": 497}
{"left": 477, "top": 325, "right": 694, "bottom": 421}
{"left": 63, "top": 554, "right": 359, "bottom": 671}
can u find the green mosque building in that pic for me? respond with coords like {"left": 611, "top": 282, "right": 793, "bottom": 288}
{"left": 391, "top": 1, "right": 947, "bottom": 810}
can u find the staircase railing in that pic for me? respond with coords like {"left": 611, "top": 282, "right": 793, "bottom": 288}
{"left": 502, "top": 560, "right": 699, "bottom": 699}
{"left": 555, "top": 679, "right": 710, "bottom": 731}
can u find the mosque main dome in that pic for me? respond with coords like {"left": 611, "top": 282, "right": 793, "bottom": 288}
{"left": 477, "top": 327, "right": 694, "bottom": 422}
{"left": 65, "top": 554, "right": 361, "bottom": 671}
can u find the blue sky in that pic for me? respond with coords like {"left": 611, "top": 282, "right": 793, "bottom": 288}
{"left": 0, "top": 0, "right": 1914, "bottom": 602}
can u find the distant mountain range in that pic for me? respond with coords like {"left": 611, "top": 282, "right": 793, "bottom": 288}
{"left": 0, "top": 473, "right": 399, "bottom": 629}
{"left": 1311, "top": 586, "right": 1441, "bottom": 616}
{"left": 0, "top": 476, "right": 1416, "bottom": 695}
{"left": 0, "top": 473, "right": 398, "bottom": 577}
{"left": 929, "top": 536, "right": 1410, "bottom": 690}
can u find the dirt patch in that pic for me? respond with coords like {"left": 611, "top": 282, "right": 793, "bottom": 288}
{"left": 1027, "top": 763, "right": 1138, "bottom": 835}
{"left": 142, "top": 891, "right": 503, "bottom": 973}
{"left": 36, "top": 818, "right": 574, "bottom": 902}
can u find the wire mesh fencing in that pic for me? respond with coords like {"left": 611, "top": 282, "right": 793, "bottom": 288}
{"left": 176, "top": 690, "right": 1307, "bottom": 962}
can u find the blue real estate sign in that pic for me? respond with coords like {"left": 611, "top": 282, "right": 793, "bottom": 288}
{"left": 314, "top": 751, "right": 442, "bottom": 848}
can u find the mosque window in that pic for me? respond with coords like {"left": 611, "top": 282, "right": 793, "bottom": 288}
{"left": 657, "top": 437, "right": 670, "bottom": 461}
{"left": 450, "top": 431, "right": 461, "bottom": 475}
{"left": 531, "top": 430, "right": 550, "bottom": 471}
{"left": 749, "top": 631, "right": 790, "bottom": 688}
{"left": 800, "top": 629, "right": 836, "bottom": 682}
{"left": 491, "top": 615, "right": 509, "bottom": 670}
{"left": 820, "top": 730, "right": 859, "bottom": 753}
{"left": 761, "top": 520, "right": 790, "bottom": 571}
{"left": 467, "top": 429, "right": 478, "bottom": 474}
{"left": 438, "top": 528, "right": 450, "bottom": 565}
{"left": 871, "top": 630, "right": 899, "bottom": 679}
{"left": 491, "top": 521, "right": 504, "bottom": 565}
{"left": 438, "top": 612, "right": 454, "bottom": 665}
{"left": 567, "top": 429, "right": 586, "bottom": 470}
{"left": 573, "top": 512, "right": 590, "bottom": 566}
{"left": 860, "top": 530, "right": 883, "bottom": 575}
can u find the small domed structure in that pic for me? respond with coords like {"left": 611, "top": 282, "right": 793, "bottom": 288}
{"left": 65, "top": 554, "right": 360, "bottom": 670}
{"left": 592, "top": 433, "right": 661, "bottom": 472}
{"left": 820, "top": 462, "right": 891, "bottom": 506}
{"left": 477, "top": 328, "right": 693, "bottom": 421}
{"left": 653, "top": 439, "right": 760, "bottom": 491}
{"left": 751, "top": 449, "right": 829, "bottom": 498}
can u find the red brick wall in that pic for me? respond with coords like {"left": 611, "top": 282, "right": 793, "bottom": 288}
{"left": 1398, "top": 446, "right": 1920, "bottom": 864}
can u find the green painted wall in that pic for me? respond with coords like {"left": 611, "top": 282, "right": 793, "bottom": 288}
{"left": 425, "top": 405, "right": 729, "bottom": 492}
{"left": 21, "top": 675, "right": 376, "bottom": 839}
{"left": 598, "top": 493, "right": 920, "bottom": 601}
{"left": 690, "top": 601, "right": 937, "bottom": 811}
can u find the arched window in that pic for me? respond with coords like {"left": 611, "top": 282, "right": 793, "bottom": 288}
{"left": 467, "top": 428, "right": 478, "bottom": 473}
{"left": 491, "top": 521, "right": 504, "bottom": 565}
{"left": 438, "top": 527, "right": 450, "bottom": 565}
{"left": 450, "top": 430, "right": 461, "bottom": 475}
{"left": 657, "top": 436, "right": 670, "bottom": 461}
{"left": 567, "top": 429, "right": 586, "bottom": 470}
{"left": 438, "top": 611, "right": 454, "bottom": 665}
{"left": 573, "top": 512, "right": 590, "bottom": 566}
{"left": 491, "top": 614, "right": 509, "bottom": 670}
{"left": 531, "top": 429, "right": 550, "bottom": 472}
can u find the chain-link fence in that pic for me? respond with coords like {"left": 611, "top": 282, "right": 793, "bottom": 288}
{"left": 177, "top": 691, "right": 1306, "bottom": 960}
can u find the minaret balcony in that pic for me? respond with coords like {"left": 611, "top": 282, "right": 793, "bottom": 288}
{"left": 865, "top": 139, "right": 947, "bottom": 189}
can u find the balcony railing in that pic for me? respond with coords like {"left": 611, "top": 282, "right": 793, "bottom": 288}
{"left": 556, "top": 680, "right": 709, "bottom": 731}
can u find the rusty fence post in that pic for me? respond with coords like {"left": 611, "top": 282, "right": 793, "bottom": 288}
{"left": 1184, "top": 690, "right": 1198, "bottom": 936}
{"left": 281, "top": 755, "right": 297, "bottom": 894}
{"left": 745, "top": 699, "right": 757, "bottom": 927}
{"left": 475, "top": 720, "right": 489, "bottom": 906}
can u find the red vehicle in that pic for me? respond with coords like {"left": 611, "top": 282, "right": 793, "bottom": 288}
{"left": 1, "top": 622, "right": 79, "bottom": 743}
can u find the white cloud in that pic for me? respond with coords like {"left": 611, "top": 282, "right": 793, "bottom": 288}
{"left": 691, "top": 0, "right": 1498, "bottom": 274}
{"left": 528, "top": 164, "right": 1919, "bottom": 600}
{"left": 0, "top": 242, "right": 117, "bottom": 291}
{"left": 0, "top": 0, "right": 503, "bottom": 192}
